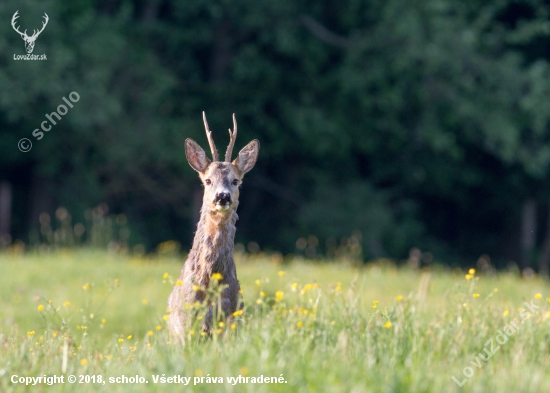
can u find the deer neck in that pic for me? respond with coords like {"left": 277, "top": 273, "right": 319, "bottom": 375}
{"left": 203, "top": 208, "right": 237, "bottom": 239}
{"left": 190, "top": 206, "right": 238, "bottom": 276}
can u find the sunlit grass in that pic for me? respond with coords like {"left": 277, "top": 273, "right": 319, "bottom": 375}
{"left": 0, "top": 250, "right": 549, "bottom": 392}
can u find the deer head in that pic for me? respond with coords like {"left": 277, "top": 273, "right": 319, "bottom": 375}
{"left": 185, "top": 112, "right": 259, "bottom": 218}
{"left": 11, "top": 11, "right": 49, "bottom": 54}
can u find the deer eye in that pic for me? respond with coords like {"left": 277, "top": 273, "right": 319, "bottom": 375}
{"left": 205, "top": 179, "right": 211, "bottom": 186}
{"left": 232, "top": 179, "right": 239, "bottom": 186}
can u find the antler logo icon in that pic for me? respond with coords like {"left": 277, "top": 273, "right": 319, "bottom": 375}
{"left": 11, "top": 11, "right": 49, "bottom": 54}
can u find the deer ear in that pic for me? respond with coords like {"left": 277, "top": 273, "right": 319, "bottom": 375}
{"left": 185, "top": 138, "right": 211, "bottom": 173}
{"left": 233, "top": 140, "right": 259, "bottom": 174}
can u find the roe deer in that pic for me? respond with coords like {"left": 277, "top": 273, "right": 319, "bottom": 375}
{"left": 168, "top": 112, "right": 259, "bottom": 343}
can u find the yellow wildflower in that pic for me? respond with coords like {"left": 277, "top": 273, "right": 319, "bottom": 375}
{"left": 233, "top": 309, "right": 244, "bottom": 317}
{"left": 473, "top": 293, "right": 480, "bottom": 298}
{"left": 142, "top": 299, "right": 147, "bottom": 305}
{"left": 63, "top": 301, "right": 70, "bottom": 307}
{"left": 260, "top": 291, "right": 266, "bottom": 297}
{"left": 468, "top": 268, "right": 476, "bottom": 275}
{"left": 465, "top": 274, "right": 472, "bottom": 280}
{"left": 155, "top": 325, "right": 162, "bottom": 330}
{"left": 147, "top": 331, "right": 153, "bottom": 336}
{"left": 275, "top": 291, "right": 284, "bottom": 300}
{"left": 163, "top": 273, "right": 168, "bottom": 279}
{"left": 218, "top": 322, "right": 225, "bottom": 328}
{"left": 535, "top": 293, "right": 542, "bottom": 299}
{"left": 192, "top": 284, "right": 200, "bottom": 291}
{"left": 230, "top": 324, "right": 236, "bottom": 330}
{"left": 384, "top": 321, "right": 392, "bottom": 329}
{"left": 278, "top": 270, "right": 286, "bottom": 276}
{"left": 503, "top": 310, "right": 509, "bottom": 316}
{"left": 101, "top": 318, "right": 107, "bottom": 324}
{"left": 37, "top": 305, "right": 44, "bottom": 312}
{"left": 163, "top": 315, "right": 169, "bottom": 321}
{"left": 82, "top": 283, "right": 90, "bottom": 290}
{"left": 80, "top": 359, "right": 88, "bottom": 366}
{"left": 212, "top": 273, "right": 223, "bottom": 280}
{"left": 395, "top": 295, "right": 403, "bottom": 302}
{"left": 297, "top": 321, "right": 303, "bottom": 328}
{"left": 118, "top": 338, "right": 124, "bottom": 343}
{"left": 176, "top": 280, "right": 183, "bottom": 286}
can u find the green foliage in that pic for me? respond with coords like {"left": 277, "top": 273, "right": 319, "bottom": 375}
{"left": 298, "top": 181, "right": 423, "bottom": 259}
{"left": 1, "top": 250, "right": 549, "bottom": 392}
{"left": 3, "top": 0, "right": 550, "bottom": 263}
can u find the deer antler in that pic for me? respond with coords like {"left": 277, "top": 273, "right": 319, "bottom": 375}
{"left": 225, "top": 114, "right": 238, "bottom": 162}
{"left": 11, "top": 11, "right": 27, "bottom": 38}
{"left": 30, "top": 13, "right": 49, "bottom": 39}
{"left": 11, "top": 11, "right": 49, "bottom": 40}
{"left": 202, "top": 111, "right": 219, "bottom": 162}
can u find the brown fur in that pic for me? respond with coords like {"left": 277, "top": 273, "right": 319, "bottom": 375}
{"left": 167, "top": 114, "right": 259, "bottom": 344}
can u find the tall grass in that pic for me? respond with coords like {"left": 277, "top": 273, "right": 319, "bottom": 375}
{"left": 0, "top": 250, "right": 549, "bottom": 392}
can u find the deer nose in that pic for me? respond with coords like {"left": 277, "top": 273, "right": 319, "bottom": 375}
{"left": 214, "top": 192, "right": 231, "bottom": 205}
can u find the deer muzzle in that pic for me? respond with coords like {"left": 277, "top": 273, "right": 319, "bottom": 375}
{"left": 214, "top": 192, "right": 232, "bottom": 211}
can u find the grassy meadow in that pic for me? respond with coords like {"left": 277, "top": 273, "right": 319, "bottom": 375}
{"left": 0, "top": 249, "right": 549, "bottom": 392}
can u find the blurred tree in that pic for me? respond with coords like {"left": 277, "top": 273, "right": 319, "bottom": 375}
{"left": 2, "top": 0, "right": 550, "bottom": 269}
{"left": 298, "top": 181, "right": 423, "bottom": 259}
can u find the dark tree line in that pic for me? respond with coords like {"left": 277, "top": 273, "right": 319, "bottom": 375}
{"left": 2, "top": 0, "right": 550, "bottom": 271}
